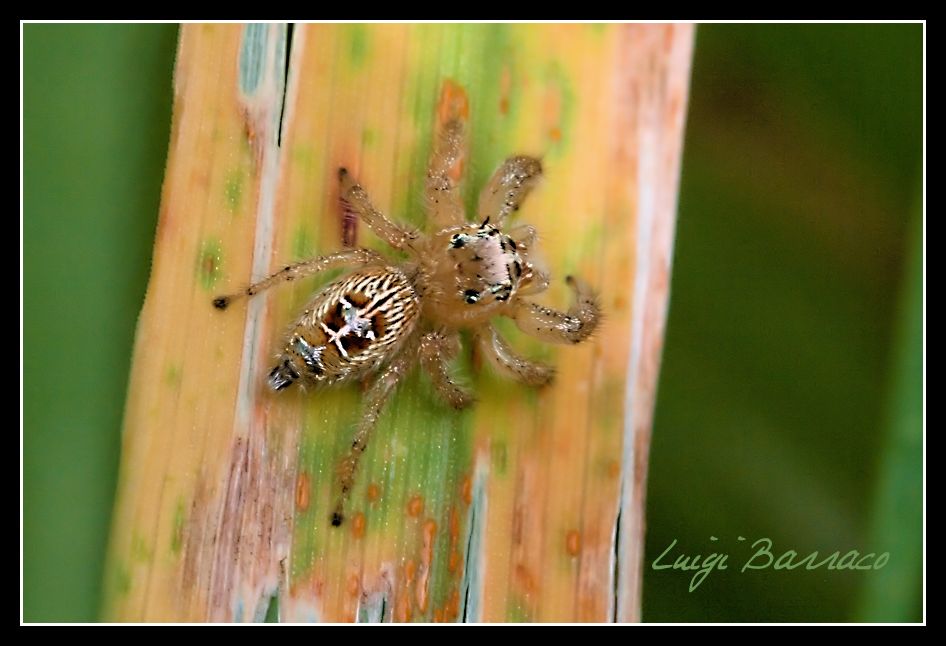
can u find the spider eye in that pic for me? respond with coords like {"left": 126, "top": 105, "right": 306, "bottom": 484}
{"left": 463, "top": 289, "right": 480, "bottom": 304}
{"left": 449, "top": 234, "right": 465, "bottom": 248}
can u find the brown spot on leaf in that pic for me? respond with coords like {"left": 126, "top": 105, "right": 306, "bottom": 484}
{"left": 448, "top": 507, "right": 462, "bottom": 576}
{"left": 351, "top": 512, "right": 366, "bottom": 539}
{"left": 407, "top": 494, "right": 424, "bottom": 517}
{"left": 515, "top": 564, "right": 536, "bottom": 594}
{"left": 444, "top": 586, "right": 460, "bottom": 622}
{"left": 449, "top": 550, "right": 463, "bottom": 579}
{"left": 339, "top": 196, "right": 359, "bottom": 247}
{"left": 416, "top": 519, "right": 437, "bottom": 613}
{"left": 566, "top": 529, "right": 582, "bottom": 557}
{"left": 295, "top": 472, "right": 310, "bottom": 511}
{"left": 347, "top": 574, "right": 361, "bottom": 598}
{"left": 202, "top": 254, "right": 217, "bottom": 277}
{"left": 499, "top": 66, "right": 511, "bottom": 115}
{"left": 607, "top": 459, "right": 621, "bottom": 478}
{"left": 366, "top": 482, "right": 380, "bottom": 502}
{"left": 437, "top": 79, "right": 469, "bottom": 123}
{"left": 396, "top": 589, "right": 412, "bottom": 622}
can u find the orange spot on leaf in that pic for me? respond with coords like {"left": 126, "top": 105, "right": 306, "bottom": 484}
{"left": 416, "top": 519, "right": 437, "bottom": 613}
{"left": 566, "top": 529, "right": 582, "bottom": 557}
{"left": 202, "top": 254, "right": 217, "bottom": 277}
{"left": 423, "top": 518, "right": 438, "bottom": 542}
{"left": 449, "top": 157, "right": 465, "bottom": 184}
{"left": 348, "top": 574, "right": 361, "bottom": 598}
{"left": 460, "top": 476, "right": 472, "bottom": 506}
{"left": 435, "top": 80, "right": 469, "bottom": 186}
{"left": 447, "top": 507, "right": 464, "bottom": 577}
{"left": 351, "top": 512, "right": 366, "bottom": 539}
{"left": 367, "top": 482, "right": 380, "bottom": 502}
{"left": 407, "top": 494, "right": 424, "bottom": 517}
{"left": 295, "top": 472, "right": 310, "bottom": 512}
{"left": 613, "top": 293, "right": 628, "bottom": 311}
{"left": 499, "top": 66, "right": 511, "bottom": 115}
{"left": 607, "top": 459, "right": 621, "bottom": 478}
{"left": 445, "top": 586, "right": 460, "bottom": 622}
{"left": 664, "top": 24, "right": 675, "bottom": 51}
{"left": 450, "top": 507, "right": 460, "bottom": 538}
{"left": 515, "top": 564, "right": 536, "bottom": 594}
{"left": 396, "top": 588, "right": 412, "bottom": 622}
{"left": 437, "top": 79, "right": 470, "bottom": 123}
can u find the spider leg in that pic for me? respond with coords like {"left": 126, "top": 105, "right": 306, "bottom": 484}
{"left": 332, "top": 340, "right": 418, "bottom": 526}
{"left": 211, "top": 248, "right": 383, "bottom": 310}
{"left": 339, "top": 168, "right": 420, "bottom": 254}
{"left": 518, "top": 267, "right": 550, "bottom": 297}
{"left": 425, "top": 118, "right": 468, "bottom": 230}
{"left": 477, "top": 156, "right": 543, "bottom": 228}
{"left": 475, "top": 324, "right": 555, "bottom": 386}
{"left": 510, "top": 275, "right": 601, "bottom": 345}
{"left": 419, "top": 330, "right": 475, "bottom": 409}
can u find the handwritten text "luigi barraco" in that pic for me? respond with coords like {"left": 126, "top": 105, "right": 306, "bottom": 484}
{"left": 652, "top": 536, "right": 889, "bottom": 592}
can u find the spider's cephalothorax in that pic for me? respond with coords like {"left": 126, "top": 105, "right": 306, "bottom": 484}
{"left": 448, "top": 220, "right": 521, "bottom": 305}
{"left": 213, "top": 115, "right": 600, "bottom": 527}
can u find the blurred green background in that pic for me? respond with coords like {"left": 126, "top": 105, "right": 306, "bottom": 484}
{"left": 22, "top": 24, "right": 923, "bottom": 622}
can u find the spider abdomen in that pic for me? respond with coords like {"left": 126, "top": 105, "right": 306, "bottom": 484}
{"left": 268, "top": 265, "right": 420, "bottom": 391}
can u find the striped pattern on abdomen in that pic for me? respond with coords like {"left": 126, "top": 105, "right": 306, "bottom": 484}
{"left": 268, "top": 266, "right": 420, "bottom": 390}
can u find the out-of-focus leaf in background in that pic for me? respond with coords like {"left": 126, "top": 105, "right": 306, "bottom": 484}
{"left": 855, "top": 187, "right": 922, "bottom": 623}
{"left": 23, "top": 24, "right": 178, "bottom": 622}
{"left": 645, "top": 24, "right": 922, "bottom": 622}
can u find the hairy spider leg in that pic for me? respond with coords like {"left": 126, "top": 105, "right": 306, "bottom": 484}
{"left": 332, "top": 338, "right": 419, "bottom": 526}
{"left": 425, "top": 118, "right": 468, "bottom": 230}
{"left": 477, "top": 155, "right": 544, "bottom": 228}
{"left": 419, "top": 330, "right": 476, "bottom": 409}
{"left": 475, "top": 324, "right": 555, "bottom": 386}
{"left": 211, "top": 248, "right": 384, "bottom": 310}
{"left": 511, "top": 275, "right": 601, "bottom": 345}
{"left": 339, "top": 168, "right": 421, "bottom": 254}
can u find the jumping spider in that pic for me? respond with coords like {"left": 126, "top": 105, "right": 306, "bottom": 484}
{"left": 213, "top": 116, "right": 601, "bottom": 526}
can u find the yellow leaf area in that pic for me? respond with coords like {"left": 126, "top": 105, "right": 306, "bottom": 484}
{"left": 103, "top": 23, "right": 693, "bottom": 623}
